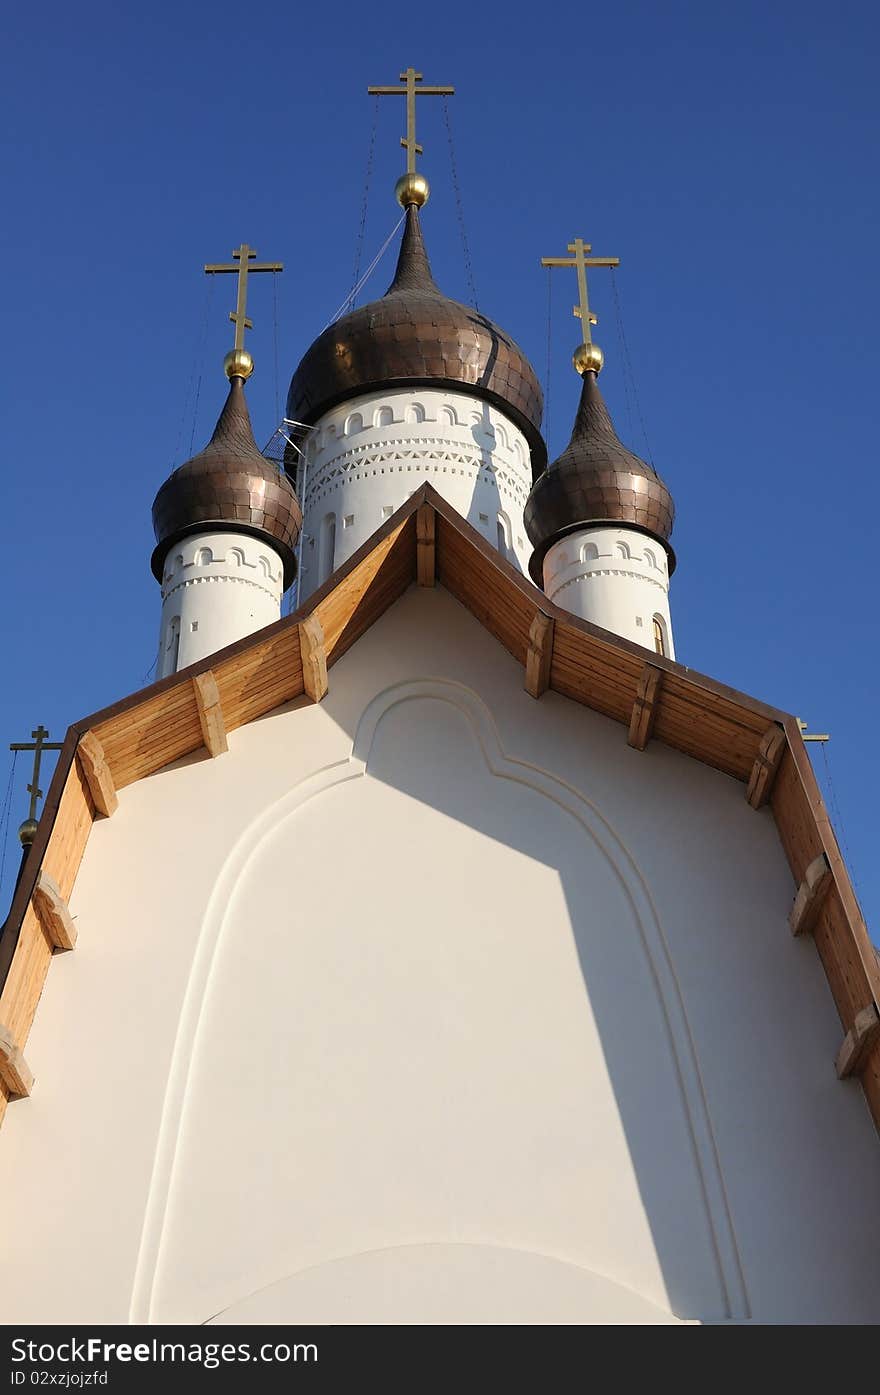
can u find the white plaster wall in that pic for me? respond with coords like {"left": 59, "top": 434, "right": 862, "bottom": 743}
{"left": 543, "top": 525, "right": 675, "bottom": 658}
{"left": 157, "top": 531, "right": 284, "bottom": 677}
{"left": 296, "top": 388, "right": 534, "bottom": 600}
{"left": 0, "top": 586, "right": 878, "bottom": 1325}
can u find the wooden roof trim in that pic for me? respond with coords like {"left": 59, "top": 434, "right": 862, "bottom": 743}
{"left": 0, "top": 484, "right": 875, "bottom": 1131}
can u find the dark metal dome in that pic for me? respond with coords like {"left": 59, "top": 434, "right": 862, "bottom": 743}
{"left": 286, "top": 205, "right": 546, "bottom": 471}
{"left": 524, "top": 370, "right": 675, "bottom": 585}
{"left": 152, "top": 376, "right": 302, "bottom": 587}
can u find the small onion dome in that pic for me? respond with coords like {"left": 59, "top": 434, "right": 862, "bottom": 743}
{"left": 524, "top": 370, "right": 675, "bottom": 586}
{"left": 286, "top": 205, "right": 547, "bottom": 471}
{"left": 152, "top": 375, "right": 302, "bottom": 587}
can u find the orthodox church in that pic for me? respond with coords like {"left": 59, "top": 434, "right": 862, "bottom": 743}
{"left": 0, "top": 74, "right": 878, "bottom": 1327}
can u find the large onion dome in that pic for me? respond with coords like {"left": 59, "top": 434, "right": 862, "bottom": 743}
{"left": 152, "top": 373, "right": 302, "bottom": 587}
{"left": 286, "top": 205, "right": 547, "bottom": 471}
{"left": 524, "top": 368, "right": 675, "bottom": 586}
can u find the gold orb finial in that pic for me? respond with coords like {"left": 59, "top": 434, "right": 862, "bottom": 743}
{"left": 573, "top": 341, "right": 604, "bottom": 375}
{"left": 395, "top": 172, "right": 430, "bottom": 208}
{"left": 18, "top": 818, "right": 38, "bottom": 847}
{"left": 224, "top": 348, "right": 254, "bottom": 381}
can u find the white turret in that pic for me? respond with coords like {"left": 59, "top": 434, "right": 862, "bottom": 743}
{"left": 525, "top": 364, "right": 676, "bottom": 659}
{"left": 151, "top": 355, "right": 302, "bottom": 678}
{"left": 285, "top": 199, "right": 545, "bottom": 602}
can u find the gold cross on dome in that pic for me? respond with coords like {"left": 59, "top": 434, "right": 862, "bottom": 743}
{"left": 204, "top": 244, "right": 284, "bottom": 352}
{"left": 368, "top": 67, "right": 455, "bottom": 173}
{"left": 9, "top": 725, "right": 64, "bottom": 824}
{"left": 541, "top": 237, "right": 620, "bottom": 346}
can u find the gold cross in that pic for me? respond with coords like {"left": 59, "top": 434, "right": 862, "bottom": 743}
{"left": 368, "top": 67, "right": 455, "bottom": 173}
{"left": 541, "top": 237, "right": 620, "bottom": 346}
{"left": 10, "top": 726, "right": 64, "bottom": 824}
{"left": 204, "top": 244, "right": 284, "bottom": 352}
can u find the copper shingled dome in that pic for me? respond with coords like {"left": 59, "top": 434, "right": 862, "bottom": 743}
{"left": 152, "top": 376, "right": 302, "bottom": 587}
{"left": 286, "top": 206, "right": 547, "bottom": 471}
{"left": 524, "top": 370, "right": 675, "bottom": 585}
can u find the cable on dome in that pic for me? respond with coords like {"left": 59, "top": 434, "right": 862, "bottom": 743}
{"left": 325, "top": 212, "right": 406, "bottom": 329}
{"left": 173, "top": 273, "right": 214, "bottom": 466}
{"left": 188, "top": 272, "right": 216, "bottom": 458}
{"left": 273, "top": 269, "right": 281, "bottom": 426}
{"left": 350, "top": 95, "right": 380, "bottom": 309}
{"left": 544, "top": 265, "right": 553, "bottom": 448}
{"left": 0, "top": 750, "right": 19, "bottom": 897}
{"left": 442, "top": 97, "right": 478, "bottom": 309}
{"left": 610, "top": 269, "right": 654, "bottom": 467}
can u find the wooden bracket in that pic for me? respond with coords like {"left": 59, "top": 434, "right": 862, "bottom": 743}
{"left": 300, "top": 616, "right": 329, "bottom": 703}
{"left": 789, "top": 853, "right": 833, "bottom": 937}
{"left": 746, "top": 725, "right": 786, "bottom": 809}
{"left": 525, "top": 612, "right": 554, "bottom": 699}
{"left": 417, "top": 504, "right": 436, "bottom": 587}
{"left": 0, "top": 1024, "right": 33, "bottom": 1099}
{"left": 628, "top": 665, "right": 663, "bottom": 750}
{"left": 32, "top": 870, "right": 77, "bottom": 951}
{"left": 193, "top": 670, "right": 228, "bottom": 757}
{"left": 836, "top": 1003, "right": 880, "bottom": 1079}
{"left": 76, "top": 730, "right": 118, "bottom": 817}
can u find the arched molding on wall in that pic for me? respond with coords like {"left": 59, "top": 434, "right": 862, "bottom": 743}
{"left": 581, "top": 541, "right": 599, "bottom": 563}
{"left": 206, "top": 1242, "right": 688, "bottom": 1325}
{"left": 405, "top": 403, "right": 426, "bottom": 424}
{"left": 130, "top": 679, "right": 748, "bottom": 1326}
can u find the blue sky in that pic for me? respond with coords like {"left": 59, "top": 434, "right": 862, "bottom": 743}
{"left": 1, "top": 0, "right": 877, "bottom": 930}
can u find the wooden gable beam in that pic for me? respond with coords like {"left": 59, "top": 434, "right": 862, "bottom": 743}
{"left": 836, "top": 1004, "right": 880, "bottom": 1079}
{"left": 746, "top": 725, "right": 786, "bottom": 809}
{"left": 32, "top": 870, "right": 77, "bottom": 952}
{"left": 525, "top": 612, "right": 555, "bottom": 699}
{"left": 789, "top": 853, "right": 833, "bottom": 937}
{"left": 628, "top": 665, "right": 663, "bottom": 751}
{"left": 76, "top": 730, "right": 118, "bottom": 817}
{"left": 0, "top": 1024, "right": 33, "bottom": 1099}
{"left": 417, "top": 504, "right": 436, "bottom": 587}
{"left": 193, "top": 670, "right": 228, "bottom": 757}
{"left": 300, "top": 616, "right": 329, "bottom": 703}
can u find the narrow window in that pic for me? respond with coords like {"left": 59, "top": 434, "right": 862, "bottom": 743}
{"left": 375, "top": 406, "right": 394, "bottom": 428}
{"left": 653, "top": 616, "right": 666, "bottom": 656}
{"left": 166, "top": 616, "right": 180, "bottom": 674}
{"left": 405, "top": 403, "right": 426, "bottom": 424}
{"left": 319, "top": 513, "right": 337, "bottom": 584}
{"left": 581, "top": 541, "right": 599, "bottom": 562}
{"left": 195, "top": 546, "right": 213, "bottom": 566}
{"left": 382, "top": 505, "right": 394, "bottom": 520}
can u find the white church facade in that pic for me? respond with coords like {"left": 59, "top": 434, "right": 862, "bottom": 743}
{"left": 0, "top": 84, "right": 878, "bottom": 1327}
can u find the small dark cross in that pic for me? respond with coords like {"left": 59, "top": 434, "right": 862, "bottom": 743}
{"left": 10, "top": 726, "right": 64, "bottom": 824}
